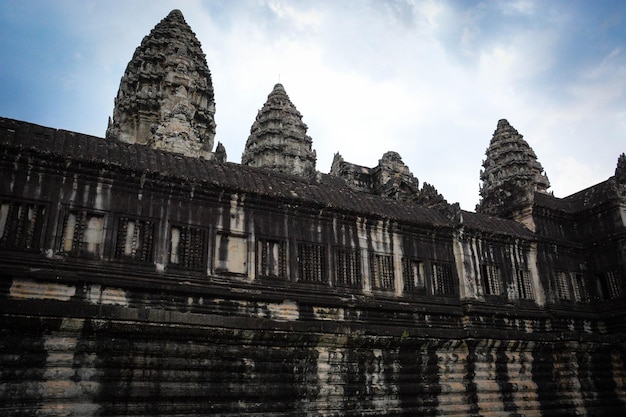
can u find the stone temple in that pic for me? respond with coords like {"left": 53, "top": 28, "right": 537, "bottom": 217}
{"left": 1, "top": 9, "right": 626, "bottom": 416}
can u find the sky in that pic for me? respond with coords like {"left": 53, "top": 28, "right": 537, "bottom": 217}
{"left": 1, "top": 0, "right": 624, "bottom": 211}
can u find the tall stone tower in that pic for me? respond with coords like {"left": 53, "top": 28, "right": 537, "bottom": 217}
{"left": 241, "top": 83, "right": 316, "bottom": 179}
{"left": 106, "top": 9, "right": 216, "bottom": 159}
{"left": 477, "top": 119, "right": 550, "bottom": 220}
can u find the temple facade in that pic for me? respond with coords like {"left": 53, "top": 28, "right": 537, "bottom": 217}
{"left": 1, "top": 10, "right": 626, "bottom": 417}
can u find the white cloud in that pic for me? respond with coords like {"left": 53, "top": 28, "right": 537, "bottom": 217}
{"left": 498, "top": 0, "right": 536, "bottom": 16}
{"left": 550, "top": 156, "right": 607, "bottom": 198}
{"left": 267, "top": 0, "right": 324, "bottom": 29}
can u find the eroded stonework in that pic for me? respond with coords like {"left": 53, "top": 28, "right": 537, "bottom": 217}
{"left": 330, "top": 151, "right": 450, "bottom": 210}
{"left": 106, "top": 9, "right": 216, "bottom": 159}
{"left": 242, "top": 83, "right": 317, "bottom": 179}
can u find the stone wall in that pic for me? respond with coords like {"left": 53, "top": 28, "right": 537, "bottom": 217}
{"left": 2, "top": 274, "right": 626, "bottom": 416}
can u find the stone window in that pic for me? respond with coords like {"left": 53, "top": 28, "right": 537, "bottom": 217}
{"left": 554, "top": 271, "right": 571, "bottom": 300}
{"left": 114, "top": 217, "right": 155, "bottom": 263}
{"left": 597, "top": 270, "right": 623, "bottom": 300}
{"left": 215, "top": 232, "right": 248, "bottom": 275}
{"left": 297, "top": 242, "right": 327, "bottom": 283}
{"left": 432, "top": 262, "right": 455, "bottom": 295}
{"left": 402, "top": 258, "right": 425, "bottom": 293}
{"left": 0, "top": 200, "right": 46, "bottom": 251}
{"left": 61, "top": 209, "right": 105, "bottom": 257}
{"left": 169, "top": 225, "right": 205, "bottom": 270}
{"left": 335, "top": 248, "right": 361, "bottom": 288}
{"left": 481, "top": 264, "right": 502, "bottom": 296}
{"left": 371, "top": 253, "right": 394, "bottom": 290}
{"left": 555, "top": 271, "right": 590, "bottom": 302}
{"left": 572, "top": 273, "right": 589, "bottom": 303}
{"left": 257, "top": 238, "right": 286, "bottom": 278}
{"left": 514, "top": 269, "right": 534, "bottom": 300}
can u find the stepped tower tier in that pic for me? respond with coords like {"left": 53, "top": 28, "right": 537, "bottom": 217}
{"left": 241, "top": 83, "right": 317, "bottom": 179}
{"left": 477, "top": 119, "right": 550, "bottom": 219}
{"left": 106, "top": 9, "right": 216, "bottom": 159}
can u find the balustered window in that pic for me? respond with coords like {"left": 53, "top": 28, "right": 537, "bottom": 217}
{"left": 0, "top": 200, "right": 46, "bottom": 251}
{"left": 371, "top": 253, "right": 394, "bottom": 290}
{"left": 257, "top": 238, "right": 286, "bottom": 278}
{"left": 554, "top": 271, "right": 580, "bottom": 301}
{"left": 335, "top": 248, "right": 361, "bottom": 288}
{"left": 482, "top": 264, "right": 502, "bottom": 296}
{"left": 572, "top": 273, "right": 589, "bottom": 303}
{"left": 554, "top": 271, "right": 572, "bottom": 300}
{"left": 61, "top": 209, "right": 105, "bottom": 257}
{"left": 554, "top": 271, "right": 590, "bottom": 302}
{"left": 432, "top": 262, "right": 455, "bottom": 295}
{"left": 598, "top": 270, "right": 623, "bottom": 300}
{"left": 114, "top": 217, "right": 155, "bottom": 263}
{"left": 170, "top": 225, "right": 205, "bottom": 270}
{"left": 514, "top": 269, "right": 534, "bottom": 300}
{"left": 297, "top": 242, "right": 327, "bottom": 283}
{"left": 402, "top": 258, "right": 425, "bottom": 293}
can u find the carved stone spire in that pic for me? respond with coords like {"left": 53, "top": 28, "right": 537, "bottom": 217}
{"left": 106, "top": 9, "right": 216, "bottom": 159}
{"left": 477, "top": 119, "right": 550, "bottom": 218}
{"left": 615, "top": 153, "right": 626, "bottom": 184}
{"left": 241, "top": 83, "right": 316, "bottom": 179}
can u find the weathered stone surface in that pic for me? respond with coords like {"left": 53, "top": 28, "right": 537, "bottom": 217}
{"left": 330, "top": 151, "right": 450, "bottom": 209}
{"left": 1, "top": 302, "right": 625, "bottom": 416}
{"left": 330, "top": 152, "right": 375, "bottom": 193}
{"left": 477, "top": 119, "right": 550, "bottom": 219}
{"left": 242, "top": 83, "right": 317, "bottom": 179}
{"left": 106, "top": 9, "right": 216, "bottom": 159}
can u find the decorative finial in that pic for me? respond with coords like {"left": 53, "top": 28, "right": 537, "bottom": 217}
{"left": 616, "top": 153, "right": 626, "bottom": 184}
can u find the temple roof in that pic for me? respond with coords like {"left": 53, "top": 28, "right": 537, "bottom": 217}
{"left": 534, "top": 178, "right": 620, "bottom": 213}
{"left": 2, "top": 117, "right": 555, "bottom": 239}
{"left": 2, "top": 117, "right": 452, "bottom": 230}
{"left": 462, "top": 210, "right": 535, "bottom": 238}
{"left": 106, "top": 9, "right": 216, "bottom": 159}
{"left": 1, "top": 117, "right": 546, "bottom": 239}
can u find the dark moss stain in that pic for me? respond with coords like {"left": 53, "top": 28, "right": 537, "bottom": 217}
{"left": 465, "top": 339, "right": 480, "bottom": 416}
{"left": 582, "top": 344, "right": 626, "bottom": 416}
{"left": 87, "top": 319, "right": 324, "bottom": 415}
{"left": 495, "top": 342, "right": 519, "bottom": 414}
{"left": 0, "top": 316, "right": 53, "bottom": 415}
{"left": 397, "top": 339, "right": 441, "bottom": 416}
